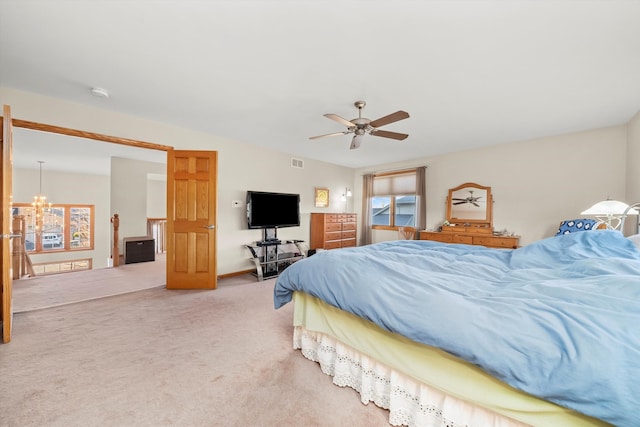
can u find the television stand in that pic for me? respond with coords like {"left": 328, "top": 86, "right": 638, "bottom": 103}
{"left": 246, "top": 239, "right": 306, "bottom": 281}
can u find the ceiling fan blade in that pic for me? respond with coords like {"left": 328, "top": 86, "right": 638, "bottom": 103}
{"left": 324, "top": 113, "right": 355, "bottom": 128}
{"left": 453, "top": 201, "right": 467, "bottom": 205}
{"left": 370, "top": 129, "right": 409, "bottom": 140}
{"left": 350, "top": 134, "right": 363, "bottom": 150}
{"left": 369, "top": 110, "right": 410, "bottom": 128}
{"left": 309, "top": 131, "right": 349, "bottom": 140}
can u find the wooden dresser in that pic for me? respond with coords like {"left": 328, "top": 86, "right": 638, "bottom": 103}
{"left": 310, "top": 213, "right": 357, "bottom": 250}
{"left": 419, "top": 226, "right": 519, "bottom": 249}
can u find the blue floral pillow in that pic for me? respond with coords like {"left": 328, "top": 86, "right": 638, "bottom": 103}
{"left": 555, "top": 219, "right": 600, "bottom": 236}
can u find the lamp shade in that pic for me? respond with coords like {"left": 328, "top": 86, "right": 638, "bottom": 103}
{"left": 581, "top": 200, "right": 639, "bottom": 216}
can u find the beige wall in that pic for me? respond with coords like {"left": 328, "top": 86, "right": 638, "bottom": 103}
{"left": 147, "top": 177, "right": 167, "bottom": 219}
{"left": 626, "top": 110, "right": 640, "bottom": 202}
{"left": 4, "top": 86, "right": 638, "bottom": 273}
{"left": 357, "top": 125, "right": 629, "bottom": 245}
{"left": 111, "top": 156, "right": 166, "bottom": 245}
{"left": 1, "top": 87, "right": 356, "bottom": 275}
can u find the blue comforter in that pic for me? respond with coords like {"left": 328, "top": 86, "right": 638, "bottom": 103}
{"left": 274, "top": 230, "right": 640, "bottom": 427}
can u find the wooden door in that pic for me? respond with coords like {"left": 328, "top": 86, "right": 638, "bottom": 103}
{"left": 1, "top": 105, "right": 14, "bottom": 343}
{"left": 166, "top": 150, "right": 217, "bottom": 289}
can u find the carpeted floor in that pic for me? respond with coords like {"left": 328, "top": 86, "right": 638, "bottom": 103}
{"left": 1, "top": 272, "right": 391, "bottom": 426}
{"left": 12, "top": 254, "right": 168, "bottom": 312}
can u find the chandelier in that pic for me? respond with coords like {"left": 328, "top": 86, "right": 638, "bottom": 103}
{"left": 32, "top": 161, "right": 52, "bottom": 233}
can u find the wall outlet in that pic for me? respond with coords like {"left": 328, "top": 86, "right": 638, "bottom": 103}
{"left": 232, "top": 200, "right": 242, "bottom": 208}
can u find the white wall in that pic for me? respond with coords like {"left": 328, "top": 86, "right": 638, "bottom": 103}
{"left": 13, "top": 168, "right": 112, "bottom": 268}
{"left": 111, "top": 156, "right": 165, "bottom": 244}
{"left": 626, "top": 110, "right": 640, "bottom": 202}
{"left": 356, "top": 125, "right": 628, "bottom": 245}
{"left": 1, "top": 87, "right": 356, "bottom": 275}
{"left": 147, "top": 177, "right": 166, "bottom": 219}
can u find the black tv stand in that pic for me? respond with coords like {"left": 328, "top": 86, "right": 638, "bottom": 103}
{"left": 258, "top": 239, "right": 281, "bottom": 246}
{"left": 246, "top": 237, "right": 305, "bottom": 281}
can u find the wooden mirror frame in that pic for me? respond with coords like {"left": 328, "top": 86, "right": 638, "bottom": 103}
{"left": 446, "top": 182, "right": 493, "bottom": 228}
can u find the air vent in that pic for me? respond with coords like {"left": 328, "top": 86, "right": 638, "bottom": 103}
{"left": 291, "top": 158, "right": 304, "bottom": 169}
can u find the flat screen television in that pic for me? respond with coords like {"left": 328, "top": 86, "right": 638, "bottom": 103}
{"left": 246, "top": 191, "right": 300, "bottom": 229}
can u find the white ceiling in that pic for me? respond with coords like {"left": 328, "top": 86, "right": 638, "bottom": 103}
{"left": 2, "top": 0, "right": 640, "bottom": 171}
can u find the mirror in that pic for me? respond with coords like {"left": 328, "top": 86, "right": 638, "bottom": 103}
{"left": 446, "top": 182, "right": 493, "bottom": 228}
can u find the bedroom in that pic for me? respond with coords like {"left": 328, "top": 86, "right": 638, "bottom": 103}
{"left": 1, "top": 1, "right": 640, "bottom": 426}
{"left": 2, "top": 1, "right": 640, "bottom": 269}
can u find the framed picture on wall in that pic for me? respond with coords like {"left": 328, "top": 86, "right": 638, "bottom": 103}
{"left": 314, "top": 187, "right": 329, "bottom": 208}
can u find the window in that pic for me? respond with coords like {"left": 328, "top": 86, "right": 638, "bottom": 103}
{"left": 12, "top": 204, "right": 95, "bottom": 253}
{"left": 371, "top": 170, "right": 417, "bottom": 229}
{"left": 32, "top": 258, "right": 92, "bottom": 275}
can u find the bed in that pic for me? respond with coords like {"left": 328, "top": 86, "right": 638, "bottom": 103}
{"left": 273, "top": 230, "right": 640, "bottom": 427}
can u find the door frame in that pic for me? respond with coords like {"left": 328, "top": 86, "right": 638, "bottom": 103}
{"left": 1, "top": 105, "right": 13, "bottom": 343}
{"left": 2, "top": 116, "right": 211, "bottom": 343}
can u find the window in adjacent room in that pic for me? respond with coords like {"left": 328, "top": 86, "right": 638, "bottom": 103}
{"left": 12, "top": 204, "right": 95, "bottom": 253}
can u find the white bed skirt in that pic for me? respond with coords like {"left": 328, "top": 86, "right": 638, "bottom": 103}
{"left": 294, "top": 326, "right": 529, "bottom": 427}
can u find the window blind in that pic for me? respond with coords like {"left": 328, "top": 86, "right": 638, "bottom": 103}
{"left": 373, "top": 171, "right": 416, "bottom": 196}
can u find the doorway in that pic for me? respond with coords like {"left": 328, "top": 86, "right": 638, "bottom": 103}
{"left": 11, "top": 120, "right": 171, "bottom": 309}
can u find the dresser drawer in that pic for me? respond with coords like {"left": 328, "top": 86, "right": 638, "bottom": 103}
{"left": 325, "top": 231, "right": 342, "bottom": 241}
{"left": 325, "top": 223, "right": 342, "bottom": 232}
{"left": 473, "top": 236, "right": 518, "bottom": 248}
{"left": 342, "top": 222, "right": 357, "bottom": 231}
{"left": 419, "top": 232, "right": 448, "bottom": 242}
{"left": 464, "top": 227, "right": 492, "bottom": 234}
{"left": 451, "top": 234, "right": 473, "bottom": 244}
{"left": 420, "top": 230, "right": 519, "bottom": 249}
{"left": 341, "top": 238, "right": 356, "bottom": 248}
{"left": 324, "top": 240, "right": 343, "bottom": 249}
{"left": 341, "top": 230, "right": 356, "bottom": 239}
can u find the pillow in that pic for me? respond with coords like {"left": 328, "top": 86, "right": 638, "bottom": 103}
{"left": 555, "top": 218, "right": 600, "bottom": 236}
{"left": 627, "top": 234, "right": 640, "bottom": 250}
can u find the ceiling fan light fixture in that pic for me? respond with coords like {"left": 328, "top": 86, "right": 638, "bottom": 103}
{"left": 310, "top": 101, "right": 410, "bottom": 149}
{"left": 90, "top": 87, "right": 110, "bottom": 98}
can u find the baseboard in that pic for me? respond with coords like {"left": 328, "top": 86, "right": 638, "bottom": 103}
{"left": 217, "top": 269, "right": 254, "bottom": 280}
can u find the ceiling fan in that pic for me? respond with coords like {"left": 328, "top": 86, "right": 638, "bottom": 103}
{"left": 309, "top": 101, "right": 410, "bottom": 149}
{"left": 453, "top": 191, "right": 483, "bottom": 207}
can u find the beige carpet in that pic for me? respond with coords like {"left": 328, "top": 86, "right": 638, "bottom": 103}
{"left": 13, "top": 255, "right": 168, "bottom": 312}
{"left": 1, "top": 274, "right": 390, "bottom": 426}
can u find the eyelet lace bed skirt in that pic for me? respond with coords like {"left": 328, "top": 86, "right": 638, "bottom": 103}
{"left": 294, "top": 326, "right": 529, "bottom": 427}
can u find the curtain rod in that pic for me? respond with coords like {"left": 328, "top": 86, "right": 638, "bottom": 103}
{"left": 361, "top": 165, "right": 428, "bottom": 177}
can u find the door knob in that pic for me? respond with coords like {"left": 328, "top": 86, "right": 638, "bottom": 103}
{"left": 1, "top": 233, "right": 22, "bottom": 239}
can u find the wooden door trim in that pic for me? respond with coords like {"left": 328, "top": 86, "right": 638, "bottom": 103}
{"left": 1, "top": 106, "right": 13, "bottom": 343}
{"left": 11, "top": 119, "right": 173, "bottom": 152}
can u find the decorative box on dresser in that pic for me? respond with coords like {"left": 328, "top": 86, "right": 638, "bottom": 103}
{"left": 310, "top": 213, "right": 357, "bottom": 250}
{"left": 419, "top": 226, "right": 519, "bottom": 249}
